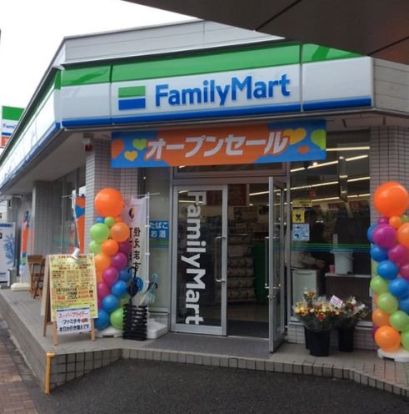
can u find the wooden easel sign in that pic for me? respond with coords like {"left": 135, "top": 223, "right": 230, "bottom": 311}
{"left": 42, "top": 254, "right": 97, "bottom": 345}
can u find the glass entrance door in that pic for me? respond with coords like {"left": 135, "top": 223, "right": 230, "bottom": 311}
{"left": 172, "top": 186, "right": 227, "bottom": 335}
{"left": 268, "top": 177, "right": 286, "bottom": 352}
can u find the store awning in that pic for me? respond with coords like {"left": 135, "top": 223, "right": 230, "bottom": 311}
{"left": 127, "top": 0, "right": 409, "bottom": 65}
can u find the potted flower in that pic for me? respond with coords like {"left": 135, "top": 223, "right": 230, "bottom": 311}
{"left": 293, "top": 291, "right": 340, "bottom": 356}
{"left": 336, "top": 296, "right": 368, "bottom": 352}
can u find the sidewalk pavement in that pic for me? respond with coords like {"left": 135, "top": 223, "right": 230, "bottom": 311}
{"left": 0, "top": 320, "right": 38, "bottom": 414}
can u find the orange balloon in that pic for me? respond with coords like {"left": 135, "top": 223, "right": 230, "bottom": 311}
{"left": 95, "top": 188, "right": 125, "bottom": 217}
{"left": 110, "top": 222, "right": 130, "bottom": 242}
{"left": 372, "top": 308, "right": 390, "bottom": 327}
{"left": 114, "top": 216, "right": 123, "bottom": 223}
{"left": 375, "top": 325, "right": 401, "bottom": 352}
{"left": 389, "top": 216, "right": 403, "bottom": 229}
{"left": 94, "top": 253, "right": 111, "bottom": 271}
{"left": 374, "top": 181, "right": 409, "bottom": 218}
{"left": 101, "top": 239, "right": 119, "bottom": 256}
{"left": 398, "top": 223, "right": 409, "bottom": 248}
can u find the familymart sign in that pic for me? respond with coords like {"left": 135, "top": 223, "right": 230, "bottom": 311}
{"left": 112, "top": 66, "right": 301, "bottom": 120}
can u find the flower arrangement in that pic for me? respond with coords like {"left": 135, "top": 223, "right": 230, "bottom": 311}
{"left": 293, "top": 291, "right": 341, "bottom": 332}
{"left": 337, "top": 296, "right": 368, "bottom": 329}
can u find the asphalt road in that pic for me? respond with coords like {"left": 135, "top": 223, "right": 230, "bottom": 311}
{"left": 1, "top": 316, "right": 407, "bottom": 414}
{"left": 25, "top": 359, "right": 408, "bottom": 414}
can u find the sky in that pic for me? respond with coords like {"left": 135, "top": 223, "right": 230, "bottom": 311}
{"left": 0, "top": 0, "right": 192, "bottom": 109}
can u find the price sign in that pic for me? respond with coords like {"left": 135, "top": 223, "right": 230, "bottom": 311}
{"left": 56, "top": 307, "right": 91, "bottom": 335}
{"left": 48, "top": 254, "right": 98, "bottom": 322}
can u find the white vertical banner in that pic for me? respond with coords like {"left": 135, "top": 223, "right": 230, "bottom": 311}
{"left": 125, "top": 196, "right": 149, "bottom": 286}
{"left": 0, "top": 223, "right": 16, "bottom": 284}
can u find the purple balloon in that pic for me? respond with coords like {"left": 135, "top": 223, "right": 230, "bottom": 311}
{"left": 111, "top": 252, "right": 128, "bottom": 270}
{"left": 97, "top": 282, "right": 110, "bottom": 299}
{"left": 400, "top": 263, "right": 409, "bottom": 280}
{"left": 389, "top": 244, "right": 409, "bottom": 267}
{"left": 103, "top": 266, "right": 119, "bottom": 287}
{"left": 372, "top": 225, "right": 397, "bottom": 250}
{"left": 378, "top": 217, "right": 389, "bottom": 225}
{"left": 119, "top": 241, "right": 131, "bottom": 255}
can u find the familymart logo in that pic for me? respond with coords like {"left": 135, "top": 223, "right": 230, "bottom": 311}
{"left": 117, "top": 70, "right": 293, "bottom": 112}
{"left": 118, "top": 86, "right": 146, "bottom": 110}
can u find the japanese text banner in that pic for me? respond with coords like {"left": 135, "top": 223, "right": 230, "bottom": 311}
{"left": 111, "top": 121, "right": 326, "bottom": 168}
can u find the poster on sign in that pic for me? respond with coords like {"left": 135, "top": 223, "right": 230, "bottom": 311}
{"left": 42, "top": 254, "right": 97, "bottom": 344}
{"left": 0, "top": 223, "right": 15, "bottom": 285}
{"left": 56, "top": 307, "right": 91, "bottom": 335}
{"left": 125, "top": 197, "right": 149, "bottom": 283}
{"left": 111, "top": 121, "right": 326, "bottom": 169}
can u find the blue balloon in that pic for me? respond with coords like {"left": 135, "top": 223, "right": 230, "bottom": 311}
{"left": 399, "top": 296, "right": 409, "bottom": 314}
{"left": 102, "top": 294, "right": 119, "bottom": 313}
{"left": 367, "top": 224, "right": 377, "bottom": 243}
{"left": 377, "top": 260, "right": 399, "bottom": 280}
{"left": 389, "top": 278, "right": 409, "bottom": 298}
{"left": 96, "top": 216, "right": 105, "bottom": 223}
{"left": 111, "top": 280, "right": 128, "bottom": 297}
{"left": 119, "top": 268, "right": 132, "bottom": 283}
{"left": 94, "top": 309, "right": 110, "bottom": 330}
{"left": 370, "top": 245, "right": 388, "bottom": 262}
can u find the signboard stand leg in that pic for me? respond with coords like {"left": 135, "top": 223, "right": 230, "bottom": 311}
{"left": 42, "top": 264, "right": 59, "bottom": 345}
{"left": 51, "top": 322, "right": 59, "bottom": 346}
{"left": 90, "top": 319, "right": 95, "bottom": 341}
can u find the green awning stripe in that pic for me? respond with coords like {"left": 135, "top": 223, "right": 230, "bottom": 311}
{"left": 59, "top": 43, "right": 362, "bottom": 87}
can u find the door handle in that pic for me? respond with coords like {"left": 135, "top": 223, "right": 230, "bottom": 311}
{"left": 264, "top": 236, "right": 269, "bottom": 290}
{"left": 215, "top": 235, "right": 226, "bottom": 283}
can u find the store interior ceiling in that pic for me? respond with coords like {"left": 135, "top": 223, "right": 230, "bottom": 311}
{"left": 128, "top": 0, "right": 409, "bottom": 65}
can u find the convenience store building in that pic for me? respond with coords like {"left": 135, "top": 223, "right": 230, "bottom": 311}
{"left": 2, "top": 21, "right": 409, "bottom": 352}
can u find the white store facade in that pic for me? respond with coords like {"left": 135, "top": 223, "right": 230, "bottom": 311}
{"left": 2, "top": 21, "right": 409, "bottom": 352}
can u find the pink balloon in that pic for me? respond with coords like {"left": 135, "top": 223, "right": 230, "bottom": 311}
{"left": 102, "top": 266, "right": 119, "bottom": 287}
{"left": 97, "top": 282, "right": 110, "bottom": 299}
{"left": 372, "top": 225, "right": 397, "bottom": 250}
{"left": 378, "top": 217, "right": 389, "bottom": 225}
{"left": 111, "top": 252, "right": 128, "bottom": 270}
{"left": 400, "top": 263, "right": 409, "bottom": 280}
{"left": 119, "top": 241, "right": 131, "bottom": 255}
{"left": 389, "top": 244, "right": 409, "bottom": 267}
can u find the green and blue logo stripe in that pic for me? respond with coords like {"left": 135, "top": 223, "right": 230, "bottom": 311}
{"left": 118, "top": 86, "right": 146, "bottom": 110}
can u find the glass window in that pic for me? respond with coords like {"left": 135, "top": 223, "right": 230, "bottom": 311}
{"left": 52, "top": 166, "right": 85, "bottom": 253}
{"left": 290, "top": 132, "right": 371, "bottom": 319}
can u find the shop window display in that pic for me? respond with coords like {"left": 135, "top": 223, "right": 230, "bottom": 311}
{"left": 290, "top": 132, "right": 371, "bottom": 319}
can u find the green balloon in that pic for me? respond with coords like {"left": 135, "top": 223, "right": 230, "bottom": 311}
{"left": 370, "top": 276, "right": 389, "bottom": 294}
{"left": 390, "top": 311, "right": 409, "bottom": 332}
{"left": 110, "top": 307, "right": 124, "bottom": 330}
{"left": 89, "top": 240, "right": 102, "bottom": 254}
{"left": 402, "top": 330, "right": 409, "bottom": 351}
{"left": 104, "top": 216, "right": 116, "bottom": 228}
{"left": 378, "top": 293, "right": 399, "bottom": 314}
{"left": 119, "top": 293, "right": 131, "bottom": 307}
{"left": 90, "top": 223, "right": 109, "bottom": 243}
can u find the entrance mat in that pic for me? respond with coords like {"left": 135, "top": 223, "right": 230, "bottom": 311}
{"left": 143, "top": 332, "right": 271, "bottom": 359}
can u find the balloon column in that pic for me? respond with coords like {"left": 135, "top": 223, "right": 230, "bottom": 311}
{"left": 370, "top": 181, "right": 409, "bottom": 353}
{"left": 90, "top": 188, "right": 132, "bottom": 332}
